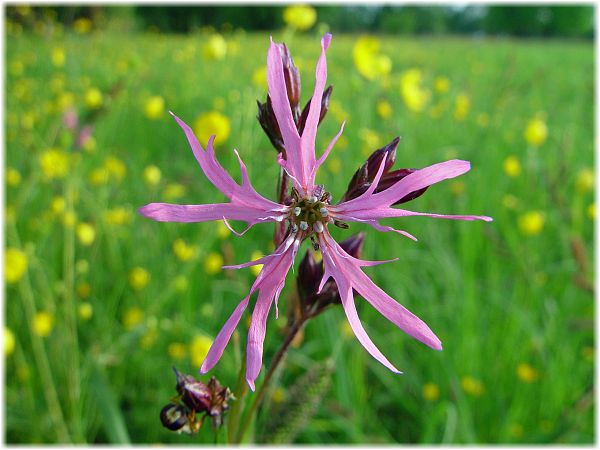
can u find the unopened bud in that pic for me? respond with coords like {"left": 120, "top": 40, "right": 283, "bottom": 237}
{"left": 279, "top": 44, "right": 301, "bottom": 118}
{"left": 257, "top": 98, "right": 285, "bottom": 153}
{"left": 297, "top": 233, "right": 365, "bottom": 314}
{"left": 297, "top": 85, "right": 333, "bottom": 136}
{"left": 340, "top": 136, "right": 428, "bottom": 204}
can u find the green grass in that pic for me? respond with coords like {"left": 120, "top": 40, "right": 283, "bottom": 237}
{"left": 5, "top": 22, "right": 594, "bottom": 445}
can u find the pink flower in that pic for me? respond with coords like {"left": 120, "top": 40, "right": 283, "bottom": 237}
{"left": 139, "top": 34, "right": 492, "bottom": 390}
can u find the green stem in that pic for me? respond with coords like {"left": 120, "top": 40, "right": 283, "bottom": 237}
{"left": 63, "top": 179, "right": 84, "bottom": 442}
{"left": 10, "top": 226, "right": 72, "bottom": 443}
{"left": 234, "top": 317, "right": 306, "bottom": 443}
{"left": 226, "top": 356, "right": 248, "bottom": 443}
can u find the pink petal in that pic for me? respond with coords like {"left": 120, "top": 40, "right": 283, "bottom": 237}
{"left": 337, "top": 279, "right": 401, "bottom": 374}
{"left": 371, "top": 159, "right": 472, "bottom": 209}
{"left": 138, "top": 202, "right": 281, "bottom": 225}
{"left": 170, "top": 112, "right": 238, "bottom": 198}
{"left": 319, "top": 231, "right": 442, "bottom": 353}
{"left": 313, "top": 120, "right": 345, "bottom": 177}
{"left": 300, "top": 34, "right": 332, "bottom": 189}
{"left": 267, "top": 34, "right": 333, "bottom": 195}
{"left": 200, "top": 296, "right": 250, "bottom": 373}
{"left": 336, "top": 159, "right": 472, "bottom": 213}
{"left": 245, "top": 289, "right": 274, "bottom": 391}
{"left": 267, "top": 39, "right": 303, "bottom": 182}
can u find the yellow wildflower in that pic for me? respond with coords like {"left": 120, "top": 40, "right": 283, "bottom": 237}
{"left": 129, "top": 267, "right": 150, "bottom": 291}
{"left": 252, "top": 66, "right": 267, "bottom": 89}
{"left": 104, "top": 207, "right": 132, "bottom": 226}
{"left": 518, "top": 211, "right": 545, "bottom": 236}
{"left": 461, "top": 376, "right": 484, "bottom": 396}
{"left": 400, "top": 69, "right": 429, "bottom": 113}
{"left": 576, "top": 168, "right": 594, "bottom": 193}
{"left": 73, "top": 17, "right": 92, "bottom": 34}
{"left": 32, "top": 312, "right": 54, "bottom": 337}
{"left": 89, "top": 168, "right": 109, "bottom": 186}
{"left": 193, "top": 111, "right": 231, "bottom": 146}
{"left": 62, "top": 210, "right": 77, "bottom": 228}
{"left": 434, "top": 76, "right": 450, "bottom": 93}
{"left": 249, "top": 250, "right": 264, "bottom": 276}
{"left": 5, "top": 327, "right": 16, "bottom": 356}
{"left": 353, "top": 36, "right": 392, "bottom": 80}
{"left": 56, "top": 92, "right": 75, "bottom": 111}
{"left": 76, "top": 222, "right": 96, "bottom": 246}
{"left": 203, "top": 34, "right": 227, "bottom": 61}
{"left": 84, "top": 88, "right": 103, "bottom": 109}
{"left": 503, "top": 156, "right": 521, "bottom": 177}
{"left": 168, "top": 342, "right": 187, "bottom": 360}
{"left": 76, "top": 281, "right": 91, "bottom": 299}
{"left": 587, "top": 203, "right": 595, "bottom": 219}
{"left": 204, "top": 252, "right": 224, "bottom": 275}
{"left": 6, "top": 248, "right": 28, "bottom": 284}
{"left": 524, "top": 117, "right": 548, "bottom": 147}
{"left": 7, "top": 168, "right": 21, "bottom": 186}
{"left": 78, "top": 302, "right": 93, "bottom": 321}
{"left": 143, "top": 165, "right": 162, "bottom": 186}
{"left": 122, "top": 306, "right": 144, "bottom": 329}
{"left": 104, "top": 156, "right": 126, "bottom": 181}
{"left": 51, "top": 47, "right": 65, "bottom": 67}
{"left": 190, "top": 334, "right": 213, "bottom": 367}
{"left": 40, "top": 148, "right": 70, "bottom": 180}
{"left": 517, "top": 362, "right": 539, "bottom": 383}
{"left": 423, "top": 383, "right": 440, "bottom": 401}
{"left": 376, "top": 100, "right": 393, "bottom": 120}
{"left": 163, "top": 183, "right": 187, "bottom": 200}
{"left": 453, "top": 93, "right": 470, "bottom": 121}
{"left": 51, "top": 197, "right": 66, "bottom": 215}
{"left": 144, "top": 96, "right": 165, "bottom": 120}
{"left": 173, "top": 239, "right": 198, "bottom": 262}
{"left": 283, "top": 4, "right": 317, "bottom": 31}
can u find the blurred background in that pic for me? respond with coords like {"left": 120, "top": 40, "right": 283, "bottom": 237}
{"left": 4, "top": 3, "right": 594, "bottom": 445}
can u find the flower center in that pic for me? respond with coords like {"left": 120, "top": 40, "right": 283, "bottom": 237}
{"left": 288, "top": 186, "right": 331, "bottom": 235}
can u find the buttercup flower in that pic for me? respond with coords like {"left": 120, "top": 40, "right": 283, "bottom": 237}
{"left": 140, "top": 34, "right": 492, "bottom": 390}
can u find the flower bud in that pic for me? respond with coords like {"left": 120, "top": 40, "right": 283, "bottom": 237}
{"left": 257, "top": 98, "right": 285, "bottom": 153}
{"left": 297, "top": 233, "right": 365, "bottom": 314}
{"left": 279, "top": 43, "right": 301, "bottom": 119}
{"left": 340, "top": 137, "right": 428, "bottom": 205}
{"left": 297, "top": 85, "right": 333, "bottom": 136}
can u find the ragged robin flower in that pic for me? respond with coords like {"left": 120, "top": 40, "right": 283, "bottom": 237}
{"left": 140, "top": 34, "right": 492, "bottom": 390}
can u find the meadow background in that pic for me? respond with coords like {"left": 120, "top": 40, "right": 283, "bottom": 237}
{"left": 4, "top": 4, "right": 594, "bottom": 444}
